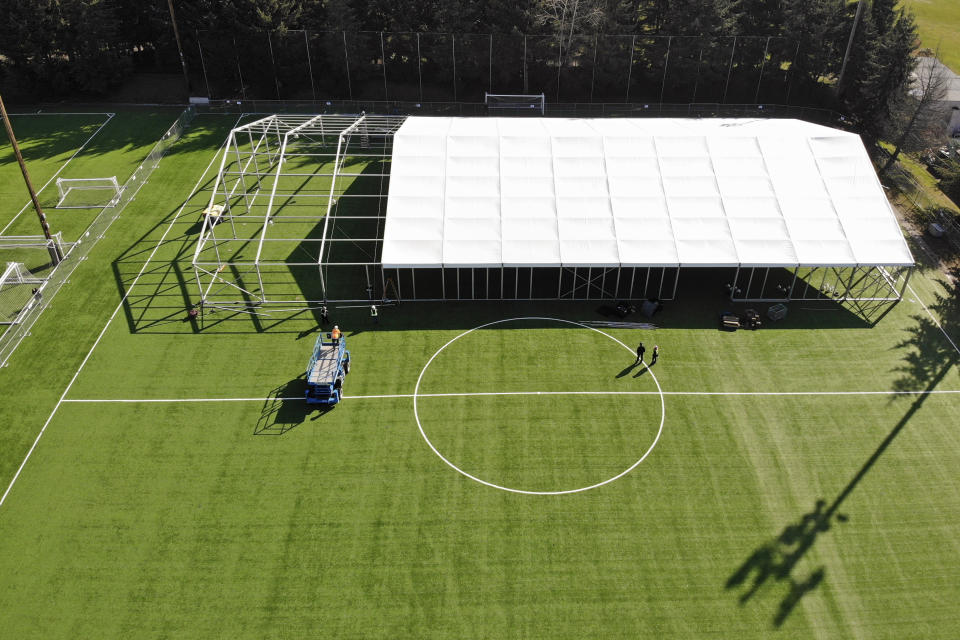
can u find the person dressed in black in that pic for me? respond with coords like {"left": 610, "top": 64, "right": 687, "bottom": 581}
{"left": 320, "top": 305, "right": 329, "bottom": 325}
{"left": 635, "top": 342, "right": 645, "bottom": 364}
{"left": 651, "top": 345, "right": 659, "bottom": 365}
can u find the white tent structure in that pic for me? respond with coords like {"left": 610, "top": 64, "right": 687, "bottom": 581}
{"left": 379, "top": 117, "right": 913, "bottom": 302}
{"left": 194, "top": 114, "right": 913, "bottom": 308}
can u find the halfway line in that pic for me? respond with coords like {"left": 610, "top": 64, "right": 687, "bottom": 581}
{"left": 59, "top": 389, "right": 960, "bottom": 403}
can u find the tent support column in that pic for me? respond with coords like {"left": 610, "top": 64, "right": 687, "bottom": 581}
{"left": 644, "top": 267, "right": 651, "bottom": 298}
{"left": 671, "top": 267, "right": 680, "bottom": 299}
{"left": 899, "top": 266, "right": 913, "bottom": 300}
{"left": 787, "top": 268, "right": 798, "bottom": 299}
{"left": 731, "top": 266, "right": 740, "bottom": 300}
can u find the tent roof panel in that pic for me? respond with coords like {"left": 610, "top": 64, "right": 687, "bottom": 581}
{"left": 383, "top": 117, "right": 913, "bottom": 269}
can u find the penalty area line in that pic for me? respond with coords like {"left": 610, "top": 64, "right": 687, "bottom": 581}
{"left": 0, "top": 115, "right": 245, "bottom": 512}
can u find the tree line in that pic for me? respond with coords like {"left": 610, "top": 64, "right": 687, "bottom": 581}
{"left": 0, "top": 1, "right": 922, "bottom": 134}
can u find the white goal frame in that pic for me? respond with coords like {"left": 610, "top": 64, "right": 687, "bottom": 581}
{"left": 55, "top": 176, "right": 121, "bottom": 209}
{"left": 485, "top": 93, "right": 546, "bottom": 114}
{"left": 0, "top": 262, "right": 45, "bottom": 326}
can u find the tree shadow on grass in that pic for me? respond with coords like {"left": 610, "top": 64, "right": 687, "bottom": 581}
{"left": 727, "top": 267, "right": 960, "bottom": 628}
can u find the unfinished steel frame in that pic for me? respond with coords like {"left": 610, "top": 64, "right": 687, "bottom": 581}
{"left": 192, "top": 113, "right": 406, "bottom": 310}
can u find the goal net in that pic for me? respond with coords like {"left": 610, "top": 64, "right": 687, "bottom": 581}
{"left": 0, "top": 262, "right": 44, "bottom": 326}
{"left": 55, "top": 176, "right": 121, "bottom": 209}
{"left": 485, "top": 93, "right": 546, "bottom": 114}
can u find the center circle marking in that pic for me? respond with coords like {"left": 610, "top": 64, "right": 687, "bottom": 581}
{"left": 413, "top": 317, "right": 665, "bottom": 495}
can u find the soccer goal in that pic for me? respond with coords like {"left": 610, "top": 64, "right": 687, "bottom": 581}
{"left": 0, "top": 262, "right": 44, "bottom": 326}
{"left": 55, "top": 176, "right": 121, "bottom": 209}
{"left": 485, "top": 93, "right": 546, "bottom": 114}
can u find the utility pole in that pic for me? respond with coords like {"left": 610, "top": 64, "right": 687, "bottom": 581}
{"left": 0, "top": 94, "right": 62, "bottom": 264}
{"left": 167, "top": 0, "right": 191, "bottom": 95}
{"left": 837, "top": 0, "right": 866, "bottom": 97}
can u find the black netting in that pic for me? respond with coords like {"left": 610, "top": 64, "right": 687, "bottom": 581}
{"left": 452, "top": 34, "right": 491, "bottom": 103}
{"left": 235, "top": 30, "right": 280, "bottom": 99}
{"left": 756, "top": 38, "right": 799, "bottom": 104}
{"left": 343, "top": 32, "right": 387, "bottom": 101}
{"left": 272, "top": 30, "right": 314, "bottom": 100}
{"left": 525, "top": 35, "right": 560, "bottom": 100}
{"left": 490, "top": 33, "right": 525, "bottom": 95}
{"left": 592, "top": 35, "right": 633, "bottom": 103}
{"left": 557, "top": 34, "right": 593, "bottom": 102}
{"left": 307, "top": 30, "right": 350, "bottom": 100}
{"left": 627, "top": 36, "right": 669, "bottom": 103}
{"left": 383, "top": 32, "right": 420, "bottom": 101}
{"left": 197, "top": 30, "right": 243, "bottom": 99}
{"left": 418, "top": 33, "right": 455, "bottom": 101}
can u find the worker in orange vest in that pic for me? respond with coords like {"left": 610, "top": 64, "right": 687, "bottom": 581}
{"left": 331, "top": 325, "right": 342, "bottom": 343}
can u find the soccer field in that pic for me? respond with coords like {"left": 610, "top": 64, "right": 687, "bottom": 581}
{"left": 0, "top": 110, "right": 958, "bottom": 638}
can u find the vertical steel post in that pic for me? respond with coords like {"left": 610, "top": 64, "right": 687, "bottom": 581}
{"left": 417, "top": 33, "right": 423, "bottom": 102}
{"left": 660, "top": 36, "right": 672, "bottom": 104}
{"left": 754, "top": 36, "right": 771, "bottom": 104}
{"left": 380, "top": 32, "right": 389, "bottom": 100}
{"left": 489, "top": 34, "right": 494, "bottom": 93}
{"left": 625, "top": 35, "right": 636, "bottom": 102}
{"left": 267, "top": 32, "right": 281, "bottom": 100}
{"left": 196, "top": 31, "right": 212, "bottom": 98}
{"left": 304, "top": 30, "right": 317, "bottom": 102}
{"left": 589, "top": 34, "right": 598, "bottom": 103}
{"left": 723, "top": 36, "right": 737, "bottom": 103}
{"left": 343, "top": 31, "right": 353, "bottom": 101}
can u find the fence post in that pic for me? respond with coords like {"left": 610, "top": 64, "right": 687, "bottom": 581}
{"left": 304, "top": 30, "right": 317, "bottom": 102}
{"left": 723, "top": 36, "right": 737, "bottom": 103}
{"left": 343, "top": 31, "right": 353, "bottom": 101}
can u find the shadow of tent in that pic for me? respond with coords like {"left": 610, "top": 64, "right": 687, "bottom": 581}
{"left": 285, "top": 151, "right": 389, "bottom": 322}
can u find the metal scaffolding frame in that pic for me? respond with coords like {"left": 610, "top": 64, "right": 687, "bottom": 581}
{"left": 192, "top": 113, "right": 405, "bottom": 309}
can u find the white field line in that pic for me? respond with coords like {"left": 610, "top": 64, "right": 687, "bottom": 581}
{"left": 906, "top": 282, "right": 960, "bottom": 358}
{"left": 0, "top": 113, "right": 116, "bottom": 236}
{"left": 58, "top": 388, "right": 960, "bottom": 404}
{"left": 8, "top": 112, "right": 115, "bottom": 116}
{"left": 0, "top": 115, "right": 244, "bottom": 512}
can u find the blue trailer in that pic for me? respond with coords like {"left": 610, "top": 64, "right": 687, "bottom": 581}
{"left": 305, "top": 333, "right": 351, "bottom": 405}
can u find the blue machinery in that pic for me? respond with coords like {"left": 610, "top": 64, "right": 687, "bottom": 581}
{"left": 305, "top": 334, "right": 351, "bottom": 405}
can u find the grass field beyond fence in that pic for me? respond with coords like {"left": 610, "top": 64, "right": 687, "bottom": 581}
{"left": 904, "top": 0, "right": 960, "bottom": 72}
{"left": 0, "top": 109, "right": 958, "bottom": 638}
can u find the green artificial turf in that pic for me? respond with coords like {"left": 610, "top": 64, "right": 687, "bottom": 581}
{"left": 0, "top": 110, "right": 959, "bottom": 638}
{"left": 903, "top": 0, "right": 960, "bottom": 72}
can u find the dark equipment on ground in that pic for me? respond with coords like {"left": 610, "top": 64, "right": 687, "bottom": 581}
{"left": 305, "top": 333, "right": 351, "bottom": 405}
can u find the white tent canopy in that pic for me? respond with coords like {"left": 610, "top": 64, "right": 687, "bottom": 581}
{"left": 380, "top": 117, "right": 914, "bottom": 270}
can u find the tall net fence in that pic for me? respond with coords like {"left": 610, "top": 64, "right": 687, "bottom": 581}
{"left": 198, "top": 99, "right": 843, "bottom": 128}
{"left": 0, "top": 106, "right": 197, "bottom": 367}
{"left": 194, "top": 30, "right": 822, "bottom": 107}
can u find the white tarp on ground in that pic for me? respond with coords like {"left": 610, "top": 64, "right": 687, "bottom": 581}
{"left": 380, "top": 117, "right": 914, "bottom": 269}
